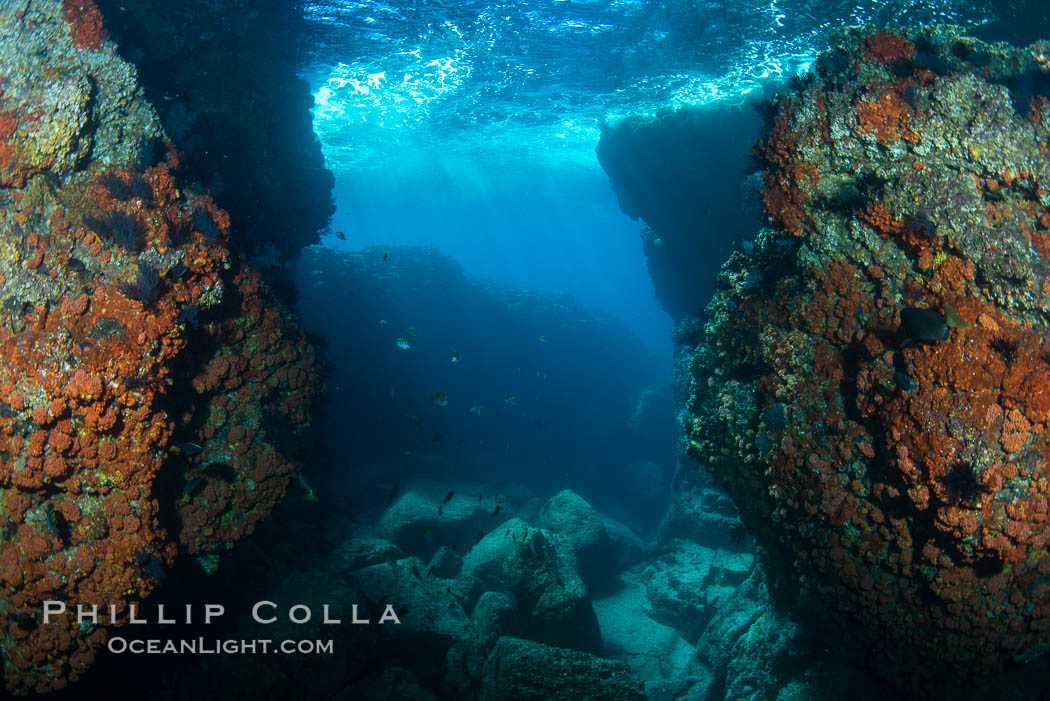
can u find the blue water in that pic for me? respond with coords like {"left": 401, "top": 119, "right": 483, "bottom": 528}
{"left": 298, "top": 0, "right": 993, "bottom": 360}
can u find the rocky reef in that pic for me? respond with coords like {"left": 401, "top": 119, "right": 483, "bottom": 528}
{"left": 683, "top": 25, "right": 1050, "bottom": 693}
{"left": 0, "top": 1, "right": 322, "bottom": 693}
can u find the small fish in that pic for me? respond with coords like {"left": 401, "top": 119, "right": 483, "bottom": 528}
{"left": 170, "top": 441, "right": 203, "bottom": 456}
{"left": 405, "top": 414, "right": 422, "bottom": 427}
{"left": 534, "top": 419, "right": 544, "bottom": 428}
{"left": 347, "top": 289, "right": 353, "bottom": 295}
{"left": 427, "top": 565, "right": 436, "bottom": 578}
{"left": 504, "top": 395, "right": 518, "bottom": 406}
{"left": 504, "top": 443, "right": 512, "bottom": 453}
{"left": 538, "top": 335, "right": 547, "bottom": 343}
{"left": 944, "top": 303, "right": 971, "bottom": 329}
{"left": 335, "top": 231, "right": 346, "bottom": 241}
{"left": 379, "top": 319, "right": 389, "bottom": 326}
{"left": 408, "top": 326, "right": 420, "bottom": 336}
{"left": 404, "top": 448, "right": 417, "bottom": 457}
{"left": 411, "top": 564, "right": 421, "bottom": 579}
{"left": 391, "top": 385, "right": 398, "bottom": 397}
{"left": 451, "top": 350, "right": 461, "bottom": 363}
{"left": 445, "top": 585, "right": 452, "bottom": 599}
{"left": 395, "top": 337, "right": 411, "bottom": 350}
{"left": 491, "top": 505, "right": 502, "bottom": 517}
{"left": 383, "top": 252, "right": 389, "bottom": 261}
{"left": 423, "top": 528, "right": 433, "bottom": 541}
{"left": 433, "top": 391, "right": 449, "bottom": 407}
{"left": 505, "top": 529, "right": 511, "bottom": 536}
{"left": 443, "top": 490, "right": 455, "bottom": 504}
{"left": 469, "top": 405, "right": 485, "bottom": 416}
{"left": 478, "top": 492, "right": 483, "bottom": 503}
{"left": 298, "top": 473, "right": 318, "bottom": 502}
{"left": 438, "top": 504, "right": 443, "bottom": 517}
{"left": 432, "top": 432, "right": 443, "bottom": 443}
{"left": 389, "top": 481, "right": 400, "bottom": 502}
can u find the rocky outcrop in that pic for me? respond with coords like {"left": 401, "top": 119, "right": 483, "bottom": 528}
{"left": 0, "top": 1, "right": 323, "bottom": 693}
{"left": 681, "top": 24, "right": 1050, "bottom": 694}
{"left": 596, "top": 106, "right": 763, "bottom": 319}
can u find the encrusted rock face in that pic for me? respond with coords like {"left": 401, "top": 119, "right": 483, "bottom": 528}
{"left": 686, "top": 26, "right": 1050, "bottom": 689}
{"left": 0, "top": 1, "right": 322, "bottom": 693}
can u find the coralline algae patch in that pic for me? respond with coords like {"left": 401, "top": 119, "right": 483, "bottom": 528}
{"left": 687, "top": 26, "right": 1050, "bottom": 691}
{"left": 0, "top": 1, "right": 323, "bottom": 694}
{"left": 175, "top": 267, "right": 323, "bottom": 565}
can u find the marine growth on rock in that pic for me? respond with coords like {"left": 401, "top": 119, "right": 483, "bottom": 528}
{"left": 685, "top": 25, "right": 1050, "bottom": 693}
{"left": 0, "top": 1, "right": 324, "bottom": 693}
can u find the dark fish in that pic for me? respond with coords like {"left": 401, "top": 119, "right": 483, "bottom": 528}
{"left": 900, "top": 307, "right": 949, "bottom": 343}
{"left": 166, "top": 262, "right": 188, "bottom": 279}
{"left": 200, "top": 462, "right": 236, "bottom": 481}
{"left": 183, "top": 476, "right": 205, "bottom": 497}
{"left": 491, "top": 505, "right": 502, "bottom": 517}
{"left": 411, "top": 564, "right": 421, "bottom": 579}
{"left": 336, "top": 231, "right": 346, "bottom": 241}
{"left": 171, "top": 441, "right": 203, "bottom": 456}
{"left": 534, "top": 419, "right": 544, "bottom": 428}
{"left": 478, "top": 492, "right": 483, "bottom": 503}
{"left": 505, "top": 529, "right": 511, "bottom": 537}
{"left": 389, "top": 481, "right": 400, "bottom": 503}
{"left": 347, "top": 289, "right": 353, "bottom": 295}
{"left": 442, "top": 490, "right": 454, "bottom": 504}
{"left": 432, "top": 433, "right": 443, "bottom": 443}
{"left": 895, "top": 371, "right": 918, "bottom": 392}
{"left": 426, "top": 565, "right": 436, "bottom": 578}
{"left": 438, "top": 504, "right": 443, "bottom": 517}
{"left": 383, "top": 252, "right": 389, "bottom": 261}
{"left": 445, "top": 585, "right": 452, "bottom": 599}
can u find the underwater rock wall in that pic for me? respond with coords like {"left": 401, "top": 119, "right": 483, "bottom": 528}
{"left": 0, "top": 1, "right": 322, "bottom": 693}
{"left": 596, "top": 106, "right": 762, "bottom": 320}
{"left": 682, "top": 25, "right": 1050, "bottom": 692}
{"left": 94, "top": 0, "right": 334, "bottom": 261}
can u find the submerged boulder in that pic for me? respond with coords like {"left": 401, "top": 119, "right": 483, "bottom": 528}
{"left": 503, "top": 527, "right": 603, "bottom": 655}
{"left": 375, "top": 482, "right": 490, "bottom": 561}
{"left": 479, "top": 637, "right": 646, "bottom": 701}
{"left": 460, "top": 516, "right": 531, "bottom": 589}
{"left": 536, "top": 489, "right": 616, "bottom": 587}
